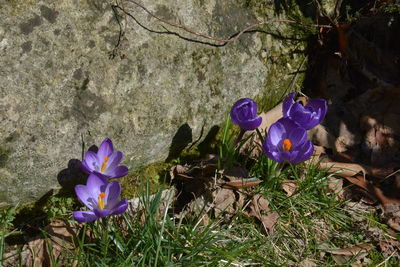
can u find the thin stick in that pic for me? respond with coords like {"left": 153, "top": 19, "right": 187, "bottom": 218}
{"left": 123, "top": 0, "right": 332, "bottom": 45}
{"left": 232, "top": 129, "right": 246, "bottom": 148}
{"left": 256, "top": 128, "right": 265, "bottom": 145}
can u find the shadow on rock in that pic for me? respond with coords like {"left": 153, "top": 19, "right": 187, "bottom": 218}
{"left": 165, "top": 123, "right": 193, "bottom": 162}
{"left": 57, "top": 159, "right": 88, "bottom": 195}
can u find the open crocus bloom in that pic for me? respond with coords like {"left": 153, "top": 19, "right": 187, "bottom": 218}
{"left": 262, "top": 118, "right": 314, "bottom": 163}
{"left": 282, "top": 93, "right": 328, "bottom": 130}
{"left": 73, "top": 173, "right": 128, "bottom": 223}
{"left": 230, "top": 98, "right": 262, "bottom": 131}
{"left": 82, "top": 138, "right": 128, "bottom": 179}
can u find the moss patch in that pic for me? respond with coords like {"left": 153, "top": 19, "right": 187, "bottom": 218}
{"left": 120, "top": 162, "right": 172, "bottom": 200}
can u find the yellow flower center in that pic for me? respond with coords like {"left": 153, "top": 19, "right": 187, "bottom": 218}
{"left": 98, "top": 192, "right": 106, "bottom": 210}
{"left": 282, "top": 139, "right": 292, "bottom": 152}
{"left": 100, "top": 156, "right": 109, "bottom": 173}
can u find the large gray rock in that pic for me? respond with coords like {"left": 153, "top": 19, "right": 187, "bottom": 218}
{"left": 0, "top": 0, "right": 306, "bottom": 207}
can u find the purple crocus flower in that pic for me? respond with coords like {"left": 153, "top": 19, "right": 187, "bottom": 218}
{"left": 82, "top": 138, "right": 128, "bottom": 179}
{"left": 262, "top": 118, "right": 314, "bottom": 163}
{"left": 73, "top": 173, "right": 128, "bottom": 223}
{"left": 230, "top": 98, "right": 262, "bottom": 131}
{"left": 282, "top": 93, "right": 328, "bottom": 130}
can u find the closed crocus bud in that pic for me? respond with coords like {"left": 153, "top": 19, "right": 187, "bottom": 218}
{"left": 282, "top": 93, "right": 328, "bottom": 130}
{"left": 262, "top": 118, "right": 314, "bottom": 164}
{"left": 230, "top": 98, "right": 262, "bottom": 131}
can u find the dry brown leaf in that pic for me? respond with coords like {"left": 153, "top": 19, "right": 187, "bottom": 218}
{"left": 170, "top": 163, "right": 218, "bottom": 181}
{"left": 247, "top": 194, "right": 279, "bottom": 234}
{"left": 326, "top": 243, "right": 372, "bottom": 265}
{"left": 258, "top": 104, "right": 284, "bottom": 132}
{"left": 222, "top": 166, "right": 248, "bottom": 180}
{"left": 180, "top": 195, "right": 211, "bottom": 222}
{"left": 379, "top": 240, "right": 400, "bottom": 258}
{"left": 343, "top": 175, "right": 400, "bottom": 205}
{"left": 223, "top": 178, "right": 263, "bottom": 189}
{"left": 320, "top": 162, "right": 366, "bottom": 177}
{"left": 299, "top": 259, "right": 317, "bottom": 267}
{"left": 344, "top": 185, "right": 378, "bottom": 205}
{"left": 170, "top": 164, "right": 189, "bottom": 181}
{"left": 309, "top": 124, "right": 337, "bottom": 151}
{"left": 388, "top": 217, "right": 400, "bottom": 232}
{"left": 282, "top": 180, "right": 298, "bottom": 196}
{"left": 313, "top": 145, "right": 326, "bottom": 159}
{"left": 330, "top": 255, "right": 349, "bottom": 265}
{"left": 327, "top": 177, "right": 344, "bottom": 199}
{"left": 212, "top": 188, "right": 237, "bottom": 217}
{"left": 3, "top": 220, "right": 79, "bottom": 267}
{"left": 383, "top": 204, "right": 400, "bottom": 232}
{"left": 327, "top": 243, "right": 373, "bottom": 256}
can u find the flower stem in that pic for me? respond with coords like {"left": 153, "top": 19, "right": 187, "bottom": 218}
{"left": 101, "top": 217, "right": 109, "bottom": 255}
{"left": 256, "top": 128, "right": 265, "bottom": 145}
{"left": 233, "top": 129, "right": 246, "bottom": 147}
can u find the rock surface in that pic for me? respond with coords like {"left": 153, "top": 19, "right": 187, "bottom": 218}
{"left": 0, "top": 0, "right": 306, "bottom": 207}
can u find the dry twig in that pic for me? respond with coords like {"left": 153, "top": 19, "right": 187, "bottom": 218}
{"left": 120, "top": 0, "right": 332, "bottom": 45}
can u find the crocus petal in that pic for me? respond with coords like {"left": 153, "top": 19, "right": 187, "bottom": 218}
{"left": 82, "top": 151, "right": 100, "bottom": 173}
{"left": 87, "top": 173, "right": 107, "bottom": 198}
{"left": 230, "top": 98, "right": 260, "bottom": 130}
{"left": 81, "top": 159, "right": 91, "bottom": 174}
{"left": 301, "top": 140, "right": 314, "bottom": 161}
{"left": 236, "top": 116, "right": 262, "bottom": 131}
{"left": 110, "top": 199, "right": 128, "bottom": 216}
{"left": 106, "top": 166, "right": 129, "bottom": 179}
{"left": 249, "top": 101, "right": 257, "bottom": 117}
{"left": 288, "top": 151, "right": 300, "bottom": 163}
{"left": 263, "top": 137, "right": 284, "bottom": 162}
{"left": 105, "top": 181, "right": 121, "bottom": 209}
{"left": 303, "top": 116, "right": 321, "bottom": 130}
{"left": 75, "top": 185, "right": 96, "bottom": 209}
{"left": 230, "top": 98, "right": 252, "bottom": 125}
{"left": 291, "top": 140, "right": 314, "bottom": 163}
{"left": 98, "top": 138, "right": 114, "bottom": 159}
{"left": 303, "top": 140, "right": 315, "bottom": 157}
{"left": 93, "top": 171, "right": 111, "bottom": 180}
{"left": 94, "top": 209, "right": 111, "bottom": 218}
{"left": 276, "top": 117, "right": 299, "bottom": 130}
{"left": 270, "top": 151, "right": 284, "bottom": 162}
{"left": 73, "top": 210, "right": 98, "bottom": 223}
{"left": 288, "top": 127, "right": 307, "bottom": 147}
{"left": 308, "top": 98, "right": 328, "bottom": 120}
{"left": 289, "top": 103, "right": 313, "bottom": 126}
{"left": 237, "top": 104, "right": 251, "bottom": 121}
{"left": 280, "top": 151, "right": 293, "bottom": 162}
{"left": 268, "top": 122, "right": 286, "bottom": 146}
{"left": 105, "top": 151, "right": 123, "bottom": 172}
{"left": 282, "top": 92, "right": 295, "bottom": 117}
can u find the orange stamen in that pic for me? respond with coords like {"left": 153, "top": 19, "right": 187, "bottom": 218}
{"left": 100, "top": 156, "right": 109, "bottom": 172}
{"left": 282, "top": 139, "right": 292, "bottom": 152}
{"left": 98, "top": 192, "right": 106, "bottom": 210}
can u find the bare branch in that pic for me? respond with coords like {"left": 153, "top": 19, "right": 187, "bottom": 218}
{"left": 123, "top": 0, "right": 332, "bottom": 45}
